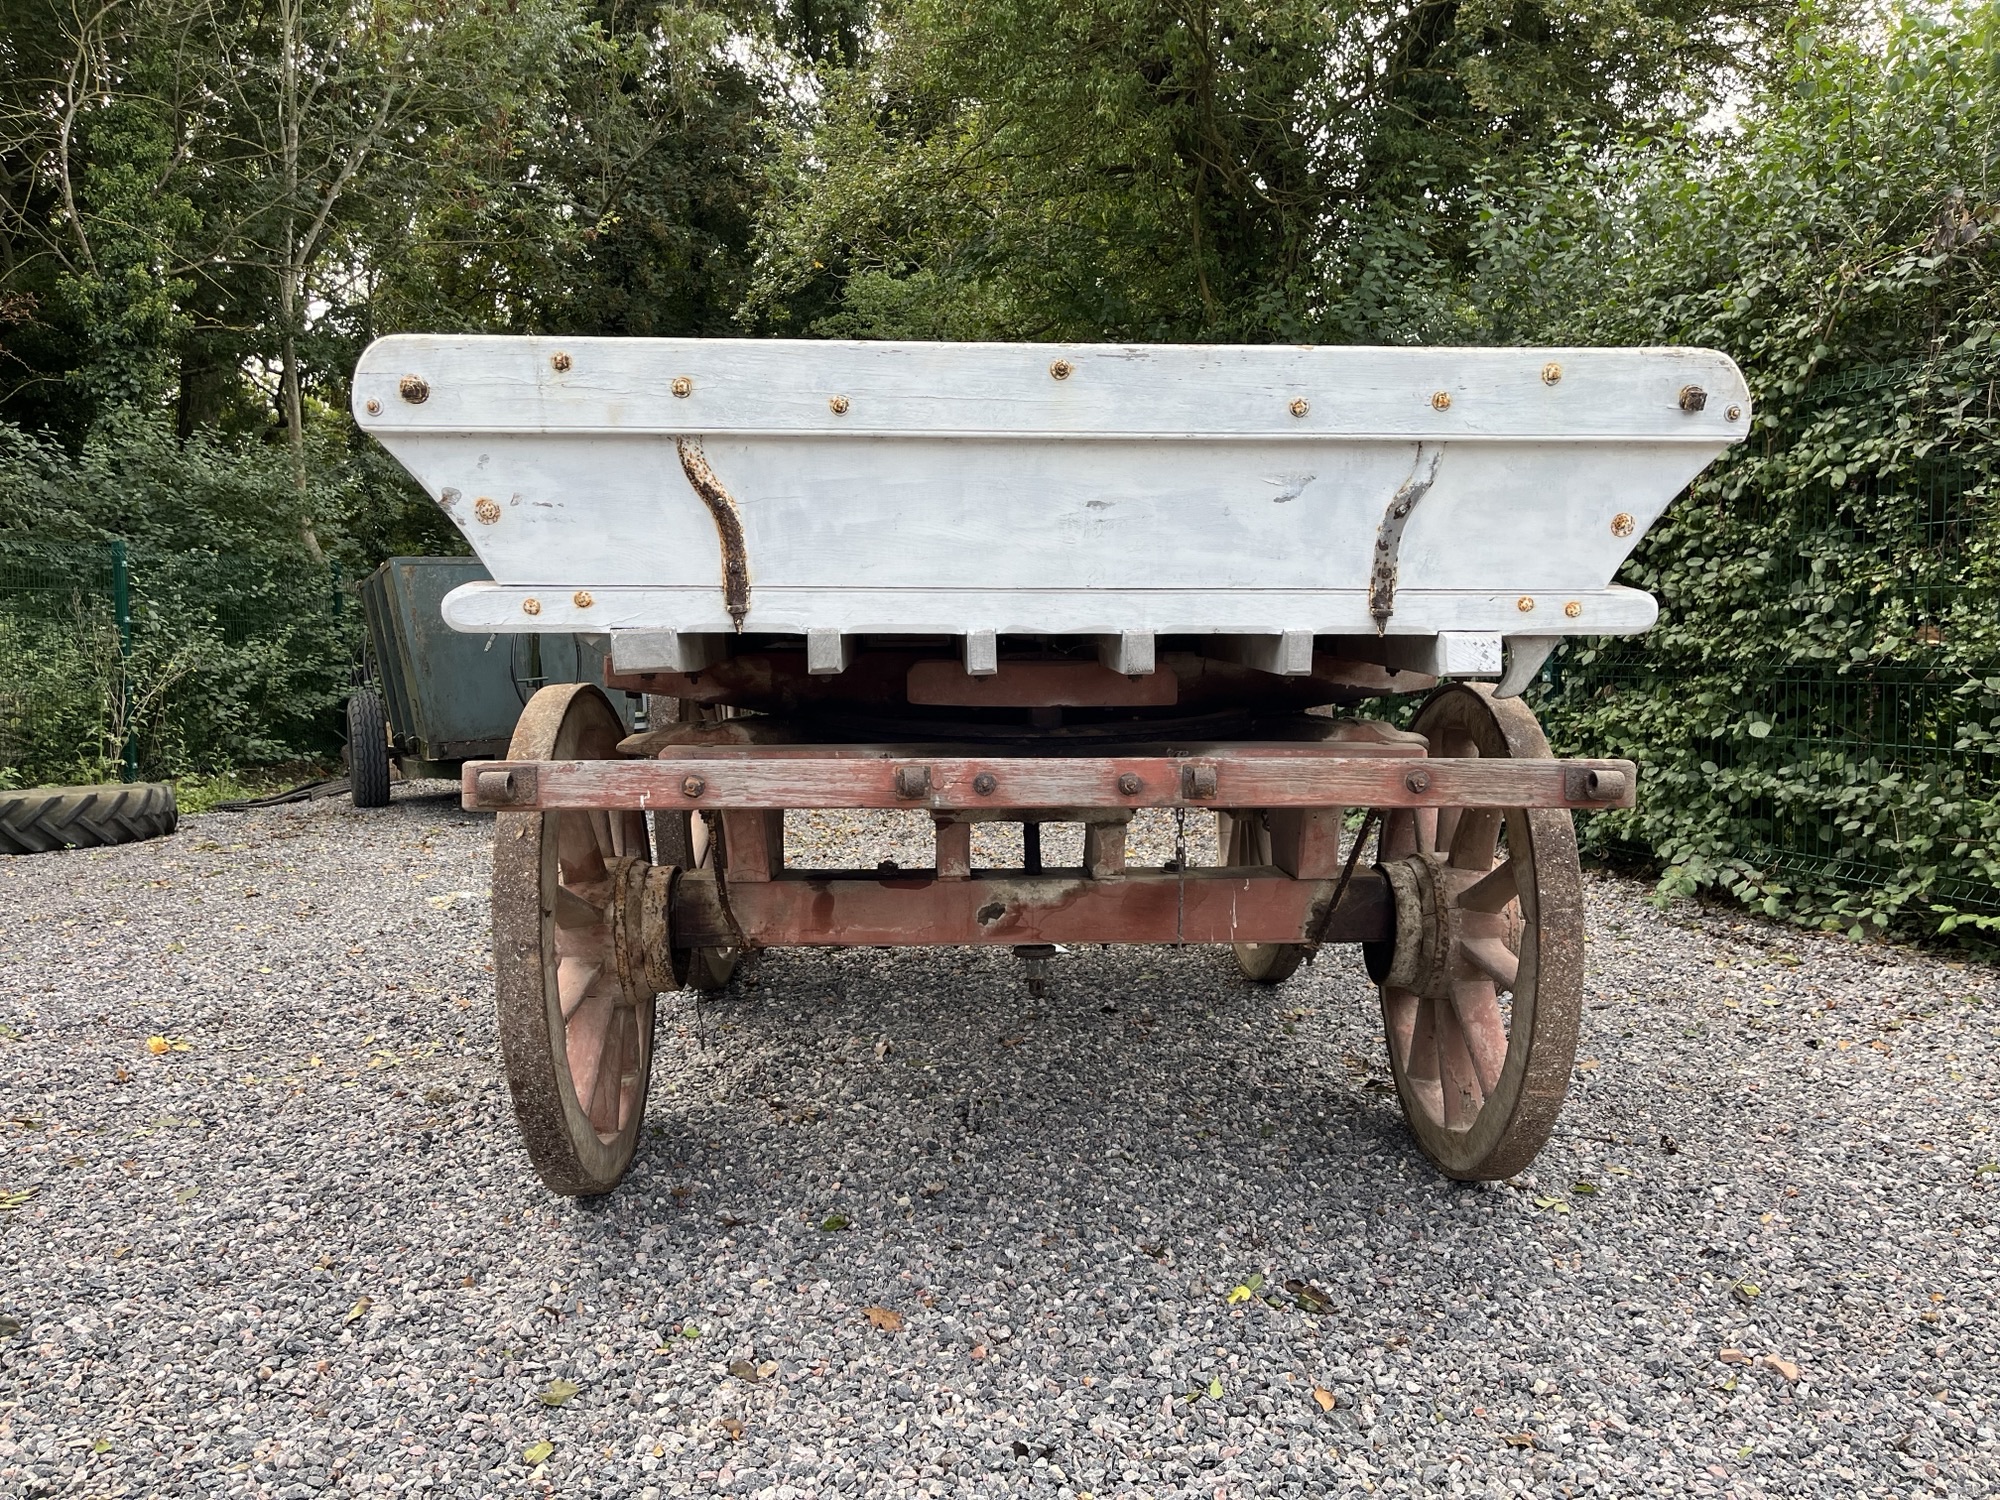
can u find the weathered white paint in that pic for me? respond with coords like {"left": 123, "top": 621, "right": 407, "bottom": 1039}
{"left": 353, "top": 336, "right": 1746, "bottom": 647}
{"left": 1097, "top": 632, "right": 1156, "bottom": 676}
{"left": 806, "top": 629, "right": 854, "bottom": 675}
{"left": 610, "top": 630, "right": 726, "bottom": 674}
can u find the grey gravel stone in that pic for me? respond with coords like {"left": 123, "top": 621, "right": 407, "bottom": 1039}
{"left": 0, "top": 786, "right": 1996, "bottom": 1498}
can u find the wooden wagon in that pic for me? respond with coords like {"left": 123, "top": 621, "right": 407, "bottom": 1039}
{"left": 354, "top": 336, "right": 1748, "bottom": 1195}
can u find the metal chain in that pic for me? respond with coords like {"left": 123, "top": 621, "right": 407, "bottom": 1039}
{"left": 1304, "top": 807, "right": 1382, "bottom": 962}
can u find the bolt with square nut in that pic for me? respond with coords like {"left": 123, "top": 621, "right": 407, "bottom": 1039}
{"left": 1118, "top": 773, "right": 1142, "bottom": 796}
{"left": 681, "top": 775, "right": 705, "bottom": 798}
{"left": 1182, "top": 764, "right": 1218, "bottom": 799}
{"left": 972, "top": 772, "right": 997, "bottom": 796}
{"left": 1405, "top": 768, "right": 1431, "bottom": 794}
{"left": 894, "top": 766, "right": 932, "bottom": 799}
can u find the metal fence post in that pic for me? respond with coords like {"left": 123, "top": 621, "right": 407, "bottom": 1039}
{"left": 111, "top": 540, "right": 136, "bottom": 782}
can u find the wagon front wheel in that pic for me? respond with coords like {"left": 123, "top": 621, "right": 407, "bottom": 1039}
{"left": 492, "top": 683, "right": 665, "bottom": 1195}
{"left": 1216, "top": 811, "right": 1307, "bottom": 984}
{"left": 1372, "top": 682, "right": 1584, "bottom": 1181}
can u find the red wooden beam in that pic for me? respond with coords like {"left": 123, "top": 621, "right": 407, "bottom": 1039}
{"left": 670, "top": 867, "right": 1393, "bottom": 947}
{"left": 464, "top": 753, "right": 1637, "bottom": 813}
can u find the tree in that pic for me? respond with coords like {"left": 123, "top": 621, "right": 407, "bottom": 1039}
{"left": 748, "top": 0, "right": 1798, "bottom": 343}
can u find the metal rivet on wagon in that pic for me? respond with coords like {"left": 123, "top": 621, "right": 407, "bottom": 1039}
{"left": 1430, "top": 390, "right": 1452, "bottom": 411}
{"left": 1049, "top": 359, "right": 1074, "bottom": 381}
{"left": 1517, "top": 596, "right": 1536, "bottom": 613}
{"left": 551, "top": 352, "right": 572, "bottom": 373}
{"left": 1405, "top": 768, "right": 1430, "bottom": 793}
{"left": 399, "top": 375, "right": 429, "bottom": 404}
{"left": 829, "top": 395, "right": 850, "bottom": 415}
{"left": 1727, "top": 404, "right": 1743, "bottom": 421}
{"left": 972, "top": 772, "right": 997, "bottom": 796}
{"left": 1117, "top": 773, "right": 1143, "bottom": 795}
{"left": 1678, "top": 385, "right": 1708, "bottom": 412}
{"left": 1564, "top": 600, "right": 1582, "bottom": 618}
{"left": 1289, "top": 398, "right": 1310, "bottom": 418}
{"left": 1541, "top": 362, "right": 1563, "bottom": 385}
{"left": 521, "top": 598, "right": 541, "bottom": 616}
{"left": 1611, "top": 512, "right": 1636, "bottom": 537}
{"left": 681, "top": 776, "right": 705, "bottom": 798}
{"left": 672, "top": 376, "right": 693, "bottom": 398}
{"left": 572, "top": 590, "right": 594, "bottom": 609}
{"left": 364, "top": 398, "right": 381, "bottom": 415}
{"left": 474, "top": 497, "right": 501, "bottom": 525}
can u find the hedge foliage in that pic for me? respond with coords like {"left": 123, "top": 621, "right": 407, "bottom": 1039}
{"left": 1476, "top": 5, "right": 2000, "bottom": 936}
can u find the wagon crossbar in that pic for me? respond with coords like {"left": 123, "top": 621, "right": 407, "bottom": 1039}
{"left": 462, "top": 750, "right": 1638, "bottom": 813}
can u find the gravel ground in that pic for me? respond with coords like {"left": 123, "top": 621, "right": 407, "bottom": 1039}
{"left": 2, "top": 787, "right": 1997, "bottom": 1499}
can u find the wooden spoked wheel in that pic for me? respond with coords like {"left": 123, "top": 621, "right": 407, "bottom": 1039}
{"left": 1372, "top": 683, "right": 1584, "bottom": 1180}
{"left": 1216, "top": 811, "right": 1308, "bottom": 983}
{"left": 493, "top": 684, "right": 661, "bottom": 1195}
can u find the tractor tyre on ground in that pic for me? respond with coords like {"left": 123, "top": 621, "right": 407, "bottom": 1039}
{"left": 0, "top": 782, "right": 178, "bottom": 855}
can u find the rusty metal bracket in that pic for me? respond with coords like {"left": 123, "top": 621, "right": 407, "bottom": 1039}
{"left": 1368, "top": 444, "right": 1443, "bottom": 630}
{"left": 675, "top": 437, "right": 750, "bottom": 631}
{"left": 475, "top": 765, "right": 537, "bottom": 807}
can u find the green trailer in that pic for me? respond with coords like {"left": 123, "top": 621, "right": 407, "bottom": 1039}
{"left": 346, "top": 557, "right": 629, "bottom": 805}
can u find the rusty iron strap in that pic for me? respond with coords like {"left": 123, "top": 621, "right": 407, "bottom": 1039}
{"left": 675, "top": 437, "right": 750, "bottom": 631}
{"left": 1368, "top": 444, "right": 1443, "bottom": 630}
{"left": 1305, "top": 807, "right": 1380, "bottom": 962}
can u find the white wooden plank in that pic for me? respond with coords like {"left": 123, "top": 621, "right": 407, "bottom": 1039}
{"left": 357, "top": 336, "right": 1750, "bottom": 440}
{"left": 610, "top": 630, "right": 727, "bottom": 674}
{"left": 1376, "top": 633, "right": 1504, "bottom": 676}
{"left": 1096, "top": 632, "right": 1155, "bottom": 676}
{"left": 964, "top": 631, "right": 998, "bottom": 676}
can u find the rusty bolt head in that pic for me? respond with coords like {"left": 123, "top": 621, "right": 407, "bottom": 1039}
{"left": 1678, "top": 384, "right": 1708, "bottom": 412}
{"left": 1430, "top": 390, "right": 1452, "bottom": 411}
{"left": 473, "top": 497, "right": 501, "bottom": 525}
{"left": 1611, "top": 512, "right": 1636, "bottom": 538}
{"left": 364, "top": 398, "right": 381, "bottom": 415}
{"left": 1564, "top": 600, "right": 1582, "bottom": 618}
{"left": 572, "top": 590, "right": 594, "bottom": 609}
{"left": 1726, "top": 404, "right": 1743, "bottom": 421}
{"left": 1288, "top": 398, "right": 1310, "bottom": 418}
{"left": 682, "top": 775, "right": 705, "bottom": 798}
{"left": 1516, "top": 596, "right": 1536, "bottom": 613}
{"left": 972, "top": 772, "right": 997, "bottom": 796}
{"left": 1541, "top": 361, "right": 1563, "bottom": 385}
{"left": 1405, "top": 768, "right": 1431, "bottom": 794}
{"left": 1049, "top": 359, "right": 1074, "bottom": 381}
{"left": 521, "top": 597, "right": 541, "bottom": 616}
{"left": 1117, "top": 772, "right": 1143, "bottom": 796}
{"left": 551, "top": 352, "right": 572, "bottom": 373}
{"left": 398, "top": 374, "right": 429, "bottom": 404}
{"left": 671, "top": 376, "right": 693, "bottom": 398}
{"left": 829, "top": 395, "right": 850, "bottom": 415}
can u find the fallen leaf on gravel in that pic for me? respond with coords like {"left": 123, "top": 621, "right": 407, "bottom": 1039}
{"left": 819, "top": 1213, "right": 850, "bottom": 1231}
{"left": 1284, "top": 1279, "right": 1333, "bottom": 1314}
{"left": 1718, "top": 1349, "right": 1750, "bottom": 1365}
{"left": 344, "top": 1296, "right": 373, "bottom": 1323}
{"left": 1502, "top": 1432, "right": 1536, "bottom": 1448}
{"left": 1207, "top": 1376, "right": 1224, "bottom": 1399}
{"left": 1532, "top": 1196, "right": 1569, "bottom": 1214}
{"left": 717, "top": 1418, "right": 744, "bottom": 1441}
{"left": 145, "top": 1036, "right": 171, "bottom": 1055}
{"left": 522, "top": 1439, "right": 553, "bottom": 1465}
{"left": 1607, "top": 1165, "right": 1632, "bottom": 1176}
{"left": 0, "top": 1188, "right": 39, "bottom": 1211}
{"left": 91, "top": 1437, "right": 111, "bottom": 1453}
{"left": 1869, "top": 1039, "right": 1891, "bottom": 1053}
{"left": 1225, "top": 1273, "right": 1264, "bottom": 1305}
{"left": 1759, "top": 1356, "right": 1800, "bottom": 1382}
{"left": 1572, "top": 1182, "right": 1598, "bottom": 1195}
{"left": 173, "top": 1186, "right": 198, "bottom": 1203}
{"left": 1974, "top": 1162, "right": 2000, "bottom": 1176}
{"left": 1577, "top": 1058, "right": 1601, "bottom": 1072}
{"left": 1835, "top": 1039, "right": 1853, "bottom": 1051}
{"left": 680, "top": 1323, "right": 700, "bottom": 1339}
{"left": 727, "top": 1359, "right": 762, "bottom": 1381}
{"left": 1312, "top": 1387, "right": 1336, "bottom": 1412}
{"left": 1732, "top": 1281, "right": 1761, "bottom": 1303}
{"left": 539, "top": 1379, "right": 580, "bottom": 1406}
{"left": 863, "top": 1306, "right": 903, "bottom": 1331}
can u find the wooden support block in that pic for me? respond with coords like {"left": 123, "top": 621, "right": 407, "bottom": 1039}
{"left": 719, "top": 809, "right": 783, "bottom": 882}
{"left": 611, "top": 629, "right": 727, "bottom": 674}
{"left": 934, "top": 819, "right": 972, "bottom": 879}
{"left": 1266, "top": 807, "right": 1347, "bottom": 879}
{"left": 963, "top": 630, "right": 998, "bottom": 677}
{"left": 1083, "top": 822, "right": 1127, "bottom": 879}
{"left": 1211, "top": 632, "right": 1316, "bottom": 676}
{"left": 806, "top": 630, "right": 854, "bottom": 676}
{"left": 1374, "top": 632, "right": 1502, "bottom": 677}
{"left": 1096, "top": 632, "right": 1156, "bottom": 677}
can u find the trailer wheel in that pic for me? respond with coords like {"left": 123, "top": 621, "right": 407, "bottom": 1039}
{"left": 0, "top": 782, "right": 177, "bottom": 855}
{"left": 346, "top": 689, "right": 391, "bottom": 808}
{"left": 492, "top": 684, "right": 658, "bottom": 1196}
{"left": 1216, "top": 811, "right": 1307, "bottom": 983}
{"left": 1371, "top": 682, "right": 1583, "bottom": 1181}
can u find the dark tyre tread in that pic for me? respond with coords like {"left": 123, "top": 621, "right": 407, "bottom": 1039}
{"left": 347, "top": 690, "right": 392, "bottom": 808}
{"left": 0, "top": 783, "right": 178, "bottom": 856}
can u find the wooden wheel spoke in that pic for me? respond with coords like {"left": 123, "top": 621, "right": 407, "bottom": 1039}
{"left": 1433, "top": 1000, "right": 1484, "bottom": 1130}
{"left": 1458, "top": 857, "right": 1520, "bottom": 914}
{"left": 1459, "top": 935, "right": 1520, "bottom": 991}
{"left": 1448, "top": 978, "right": 1507, "bottom": 1095}
{"left": 554, "top": 883, "right": 606, "bottom": 931}
{"left": 557, "top": 957, "right": 604, "bottom": 1020}
{"left": 585, "top": 1006, "right": 632, "bottom": 1135}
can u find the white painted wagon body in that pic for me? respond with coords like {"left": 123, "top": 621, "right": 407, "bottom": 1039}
{"left": 353, "top": 337, "right": 1747, "bottom": 684}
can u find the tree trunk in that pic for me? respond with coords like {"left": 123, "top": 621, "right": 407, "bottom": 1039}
{"left": 277, "top": 0, "right": 323, "bottom": 562}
